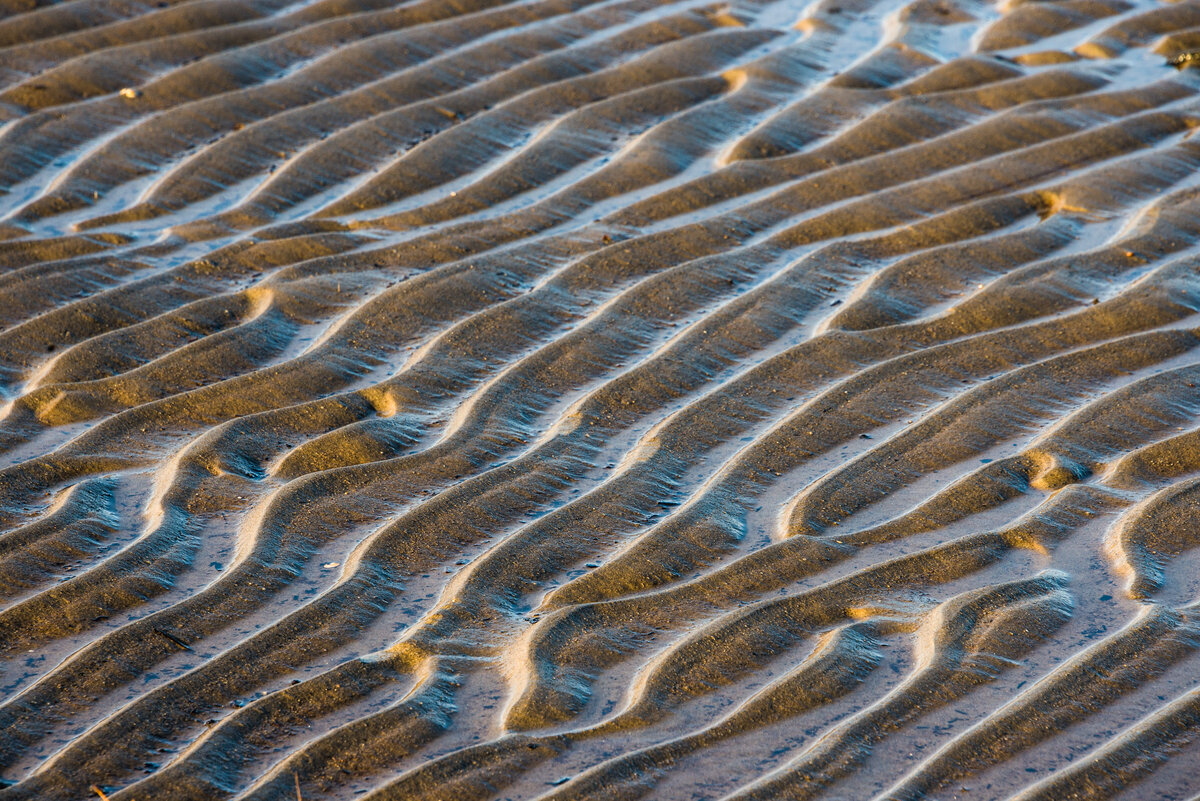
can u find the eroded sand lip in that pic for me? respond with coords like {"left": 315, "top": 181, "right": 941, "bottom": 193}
{"left": 2, "top": 0, "right": 1200, "bottom": 798}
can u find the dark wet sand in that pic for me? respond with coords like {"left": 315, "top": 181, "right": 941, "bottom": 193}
{"left": 3, "top": 0, "right": 1200, "bottom": 798}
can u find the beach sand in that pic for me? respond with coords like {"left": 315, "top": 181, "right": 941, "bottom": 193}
{"left": 2, "top": 0, "right": 1200, "bottom": 798}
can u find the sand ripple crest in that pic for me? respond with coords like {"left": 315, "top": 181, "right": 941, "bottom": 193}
{"left": 3, "top": 0, "right": 1200, "bottom": 797}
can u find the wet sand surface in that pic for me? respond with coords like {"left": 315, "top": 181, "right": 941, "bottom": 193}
{"left": 2, "top": 0, "right": 1200, "bottom": 798}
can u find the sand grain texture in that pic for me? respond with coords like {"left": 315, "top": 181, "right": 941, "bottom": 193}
{"left": 2, "top": 0, "right": 1200, "bottom": 798}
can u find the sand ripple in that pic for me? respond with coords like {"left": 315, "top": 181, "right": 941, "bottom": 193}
{"left": 2, "top": 0, "right": 1200, "bottom": 797}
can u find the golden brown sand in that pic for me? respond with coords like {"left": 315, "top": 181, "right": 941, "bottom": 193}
{"left": 2, "top": 0, "right": 1200, "bottom": 798}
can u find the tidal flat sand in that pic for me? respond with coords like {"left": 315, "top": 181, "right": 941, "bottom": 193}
{"left": 2, "top": 0, "right": 1200, "bottom": 798}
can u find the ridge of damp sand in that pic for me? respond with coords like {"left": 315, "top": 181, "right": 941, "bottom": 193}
{"left": 3, "top": 0, "right": 1200, "bottom": 798}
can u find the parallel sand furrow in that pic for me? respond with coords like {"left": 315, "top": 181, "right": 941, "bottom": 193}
{"left": 876, "top": 604, "right": 1200, "bottom": 801}
{"left": 2, "top": 198, "right": 1047, "bottom": 796}
{"left": 19, "top": 0, "right": 697, "bottom": 221}
{"left": 9, "top": 131, "right": 1200, "bottom": 786}
{"left": 0, "top": 117, "right": 1176, "bottom": 661}
{"left": 3, "top": 0, "right": 1200, "bottom": 799}
{"left": 1008, "top": 684, "right": 1200, "bottom": 801}
{"left": 0, "top": 0, "right": 526, "bottom": 187}
{"left": 0, "top": 194, "right": 1070, "bottom": 786}
{"left": 1, "top": 78, "right": 1179, "bottom": 515}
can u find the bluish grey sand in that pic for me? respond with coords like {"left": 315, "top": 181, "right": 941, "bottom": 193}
{"left": 2, "top": 0, "right": 1200, "bottom": 798}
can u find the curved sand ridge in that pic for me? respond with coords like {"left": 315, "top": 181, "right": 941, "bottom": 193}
{"left": 3, "top": 0, "right": 1200, "bottom": 798}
